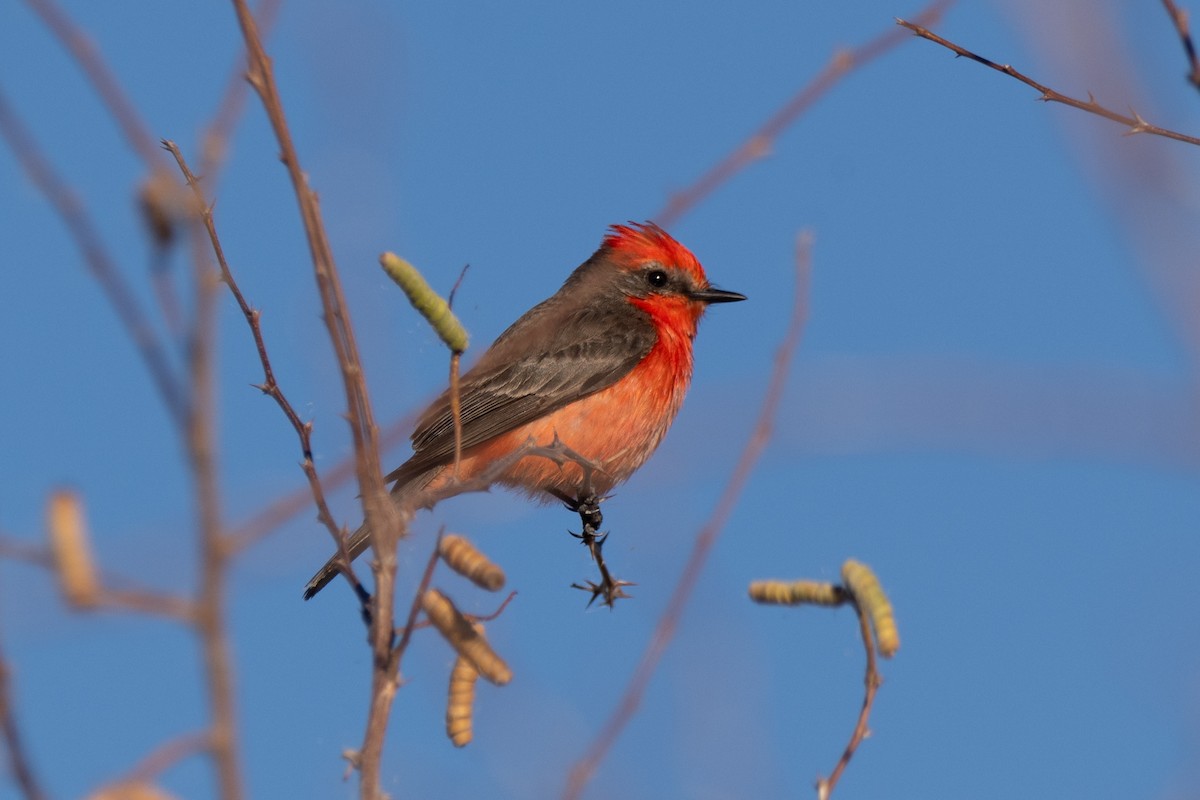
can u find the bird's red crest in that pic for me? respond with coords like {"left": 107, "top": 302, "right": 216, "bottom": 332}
{"left": 603, "top": 222, "right": 707, "bottom": 283}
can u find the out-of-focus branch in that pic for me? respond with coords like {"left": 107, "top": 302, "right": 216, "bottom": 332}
{"left": 8, "top": 505, "right": 195, "bottom": 621}
{"left": 563, "top": 233, "right": 814, "bottom": 800}
{"left": 200, "top": 0, "right": 283, "bottom": 181}
{"left": 178, "top": 173, "right": 243, "bottom": 800}
{"left": 22, "top": 0, "right": 166, "bottom": 171}
{"left": 1160, "top": 0, "right": 1200, "bottom": 92}
{"left": 0, "top": 642, "right": 45, "bottom": 800}
{"left": 0, "top": 86, "right": 187, "bottom": 428}
{"left": 227, "top": 413, "right": 416, "bottom": 553}
{"left": 99, "top": 731, "right": 212, "bottom": 793}
{"left": 655, "top": 0, "right": 953, "bottom": 228}
{"left": 898, "top": 18, "right": 1200, "bottom": 146}
{"left": 0, "top": 538, "right": 52, "bottom": 570}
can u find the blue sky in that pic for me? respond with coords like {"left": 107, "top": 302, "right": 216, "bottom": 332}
{"left": 2, "top": 1, "right": 1199, "bottom": 798}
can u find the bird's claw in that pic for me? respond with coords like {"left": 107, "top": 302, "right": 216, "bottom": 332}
{"left": 571, "top": 577, "right": 636, "bottom": 608}
{"left": 569, "top": 527, "right": 608, "bottom": 545}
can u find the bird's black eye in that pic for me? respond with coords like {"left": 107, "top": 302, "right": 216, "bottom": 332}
{"left": 646, "top": 268, "right": 669, "bottom": 288}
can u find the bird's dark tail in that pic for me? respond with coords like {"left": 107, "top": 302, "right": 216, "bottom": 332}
{"left": 302, "top": 522, "right": 374, "bottom": 600}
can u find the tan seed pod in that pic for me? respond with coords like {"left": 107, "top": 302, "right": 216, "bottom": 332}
{"left": 87, "top": 779, "right": 180, "bottom": 800}
{"left": 422, "top": 588, "right": 512, "bottom": 685}
{"left": 748, "top": 579, "right": 843, "bottom": 607}
{"left": 439, "top": 534, "right": 506, "bottom": 591}
{"left": 446, "top": 653, "right": 479, "bottom": 747}
{"left": 46, "top": 489, "right": 100, "bottom": 609}
{"left": 841, "top": 560, "right": 900, "bottom": 658}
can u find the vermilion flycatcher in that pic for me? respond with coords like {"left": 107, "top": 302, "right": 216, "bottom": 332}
{"left": 304, "top": 222, "right": 744, "bottom": 600}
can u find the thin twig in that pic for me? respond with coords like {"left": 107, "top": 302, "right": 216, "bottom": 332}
{"left": 1160, "top": 0, "right": 1200, "bottom": 92}
{"left": 817, "top": 599, "right": 881, "bottom": 799}
{"left": 0, "top": 642, "right": 46, "bottom": 800}
{"left": 162, "top": 141, "right": 359, "bottom": 590}
{"left": 391, "top": 531, "right": 445, "bottom": 665}
{"left": 655, "top": 0, "right": 953, "bottom": 228}
{"left": 0, "top": 86, "right": 187, "bottom": 428}
{"left": 447, "top": 264, "right": 471, "bottom": 309}
{"left": 898, "top": 18, "right": 1200, "bottom": 147}
{"left": 563, "top": 232, "right": 814, "bottom": 799}
{"left": 469, "top": 591, "right": 518, "bottom": 623}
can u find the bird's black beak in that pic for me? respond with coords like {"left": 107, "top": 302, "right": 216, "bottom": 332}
{"left": 690, "top": 286, "right": 747, "bottom": 304}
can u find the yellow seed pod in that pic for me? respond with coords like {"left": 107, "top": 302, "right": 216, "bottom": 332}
{"left": 446, "top": 653, "right": 479, "bottom": 747}
{"left": 841, "top": 560, "right": 900, "bottom": 658}
{"left": 46, "top": 489, "right": 100, "bottom": 609}
{"left": 748, "top": 579, "right": 843, "bottom": 607}
{"left": 422, "top": 588, "right": 512, "bottom": 685}
{"left": 439, "top": 534, "right": 506, "bottom": 591}
{"left": 379, "top": 252, "right": 469, "bottom": 353}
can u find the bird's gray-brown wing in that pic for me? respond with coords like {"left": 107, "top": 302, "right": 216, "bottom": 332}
{"left": 385, "top": 301, "right": 656, "bottom": 485}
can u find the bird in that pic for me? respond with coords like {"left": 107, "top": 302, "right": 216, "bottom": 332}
{"left": 304, "top": 221, "right": 745, "bottom": 602}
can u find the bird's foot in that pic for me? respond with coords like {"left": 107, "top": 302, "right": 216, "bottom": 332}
{"left": 571, "top": 576, "right": 635, "bottom": 608}
{"left": 569, "top": 518, "right": 633, "bottom": 609}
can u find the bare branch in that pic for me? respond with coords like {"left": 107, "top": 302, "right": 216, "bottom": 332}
{"left": 0, "top": 86, "right": 187, "bottom": 427}
{"left": 107, "top": 731, "right": 212, "bottom": 788}
{"left": 21, "top": 0, "right": 166, "bottom": 170}
{"left": 816, "top": 595, "right": 882, "bottom": 800}
{"left": 179, "top": 156, "right": 243, "bottom": 800}
{"left": 898, "top": 18, "right": 1200, "bottom": 146}
{"left": 0, "top": 537, "right": 52, "bottom": 570}
{"left": 9, "top": 508, "right": 195, "bottom": 621}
